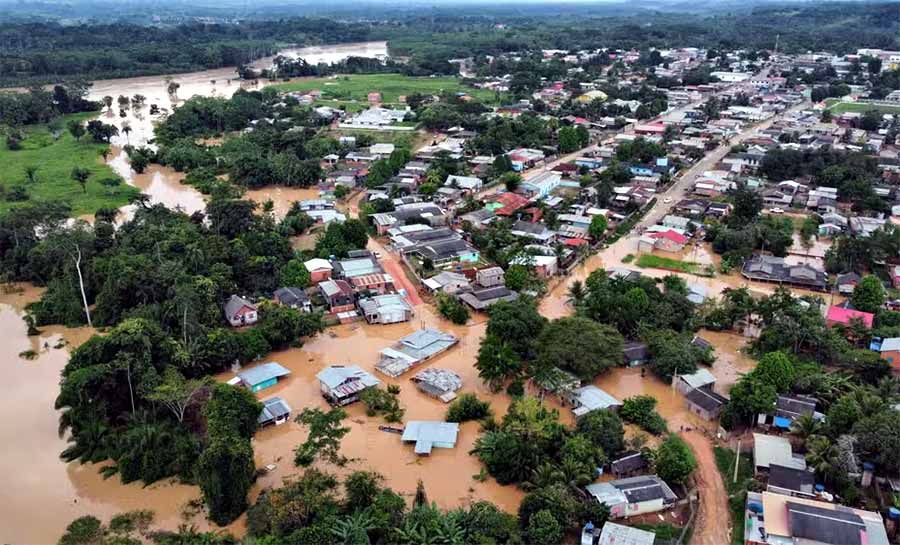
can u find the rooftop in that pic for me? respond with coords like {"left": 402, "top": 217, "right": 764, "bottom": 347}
{"left": 679, "top": 368, "right": 716, "bottom": 390}
{"left": 754, "top": 433, "right": 806, "bottom": 470}
{"left": 237, "top": 362, "right": 291, "bottom": 387}
{"left": 571, "top": 386, "right": 623, "bottom": 417}
{"left": 597, "top": 523, "right": 656, "bottom": 545}
{"left": 316, "top": 365, "right": 380, "bottom": 390}
{"left": 401, "top": 421, "right": 460, "bottom": 455}
{"left": 376, "top": 328, "right": 459, "bottom": 377}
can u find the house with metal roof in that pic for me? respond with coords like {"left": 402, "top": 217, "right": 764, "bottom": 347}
{"left": 316, "top": 365, "right": 380, "bottom": 406}
{"left": 675, "top": 368, "right": 716, "bottom": 395}
{"left": 767, "top": 464, "right": 816, "bottom": 498}
{"left": 411, "top": 368, "right": 463, "bottom": 403}
{"left": 401, "top": 421, "right": 460, "bottom": 455}
{"left": 684, "top": 387, "right": 728, "bottom": 421}
{"left": 358, "top": 294, "right": 413, "bottom": 324}
{"left": 319, "top": 279, "right": 355, "bottom": 314}
{"left": 610, "top": 452, "right": 648, "bottom": 478}
{"left": 376, "top": 328, "right": 459, "bottom": 377}
{"left": 422, "top": 271, "right": 470, "bottom": 294}
{"left": 564, "top": 385, "right": 623, "bottom": 417}
{"left": 458, "top": 285, "right": 518, "bottom": 311}
{"left": 224, "top": 295, "right": 258, "bottom": 327}
{"left": 237, "top": 362, "right": 291, "bottom": 392}
{"left": 273, "top": 287, "right": 312, "bottom": 313}
{"left": 745, "top": 491, "right": 888, "bottom": 545}
{"left": 304, "top": 258, "right": 333, "bottom": 284}
{"left": 622, "top": 341, "right": 650, "bottom": 367}
{"left": 333, "top": 256, "right": 383, "bottom": 279}
{"left": 597, "top": 522, "right": 655, "bottom": 545}
{"left": 258, "top": 397, "right": 292, "bottom": 427}
{"left": 585, "top": 475, "right": 677, "bottom": 519}
{"left": 753, "top": 433, "right": 807, "bottom": 471}
{"left": 741, "top": 254, "right": 827, "bottom": 291}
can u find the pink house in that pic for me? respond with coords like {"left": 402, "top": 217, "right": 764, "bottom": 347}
{"left": 304, "top": 258, "right": 333, "bottom": 285}
{"left": 367, "top": 92, "right": 382, "bottom": 104}
{"left": 826, "top": 306, "right": 874, "bottom": 329}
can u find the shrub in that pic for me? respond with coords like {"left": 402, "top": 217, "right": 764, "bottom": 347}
{"left": 446, "top": 393, "right": 492, "bottom": 423}
{"left": 620, "top": 396, "right": 668, "bottom": 435}
{"left": 360, "top": 387, "right": 404, "bottom": 422}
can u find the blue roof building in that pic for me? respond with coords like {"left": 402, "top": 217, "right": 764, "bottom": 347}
{"left": 237, "top": 362, "right": 291, "bottom": 392}
{"left": 401, "top": 421, "right": 460, "bottom": 455}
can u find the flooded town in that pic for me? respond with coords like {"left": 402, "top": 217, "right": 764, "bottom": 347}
{"left": 2, "top": 3, "right": 900, "bottom": 545}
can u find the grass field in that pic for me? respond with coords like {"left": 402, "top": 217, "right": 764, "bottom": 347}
{"left": 636, "top": 253, "right": 701, "bottom": 274}
{"left": 0, "top": 113, "right": 137, "bottom": 216}
{"left": 713, "top": 446, "right": 754, "bottom": 545}
{"left": 827, "top": 101, "right": 900, "bottom": 114}
{"left": 270, "top": 73, "right": 501, "bottom": 104}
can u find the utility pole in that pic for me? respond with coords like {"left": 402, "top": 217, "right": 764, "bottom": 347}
{"left": 733, "top": 438, "right": 742, "bottom": 483}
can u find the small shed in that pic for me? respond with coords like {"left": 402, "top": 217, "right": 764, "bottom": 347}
{"left": 317, "top": 365, "right": 380, "bottom": 406}
{"left": 610, "top": 452, "right": 648, "bottom": 478}
{"left": 401, "top": 421, "right": 460, "bottom": 455}
{"left": 675, "top": 368, "right": 716, "bottom": 396}
{"left": 684, "top": 387, "right": 728, "bottom": 420}
{"left": 566, "top": 385, "right": 623, "bottom": 417}
{"left": 258, "top": 397, "right": 292, "bottom": 426}
{"left": 237, "top": 362, "right": 291, "bottom": 392}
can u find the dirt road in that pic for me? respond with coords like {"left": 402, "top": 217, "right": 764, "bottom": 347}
{"left": 682, "top": 431, "right": 731, "bottom": 545}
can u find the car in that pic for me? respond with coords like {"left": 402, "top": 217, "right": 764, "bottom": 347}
{"left": 769, "top": 207, "right": 784, "bottom": 214}
{"left": 373, "top": 251, "right": 383, "bottom": 259}
{"left": 663, "top": 197, "right": 672, "bottom": 204}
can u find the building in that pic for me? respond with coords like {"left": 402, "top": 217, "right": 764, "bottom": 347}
{"left": 565, "top": 386, "right": 623, "bottom": 417}
{"left": 826, "top": 306, "right": 874, "bottom": 329}
{"left": 744, "top": 491, "right": 889, "bottom": 545}
{"left": 304, "top": 258, "right": 334, "bottom": 284}
{"left": 273, "top": 287, "right": 312, "bottom": 313}
{"left": 585, "top": 475, "right": 677, "bottom": 519}
{"left": 610, "top": 452, "right": 648, "bottom": 478}
{"left": 333, "top": 255, "right": 382, "bottom": 280}
{"left": 358, "top": 294, "right": 413, "bottom": 324}
{"left": 684, "top": 387, "right": 728, "bottom": 420}
{"left": 237, "top": 362, "right": 291, "bottom": 392}
{"left": 767, "top": 464, "right": 816, "bottom": 498}
{"left": 675, "top": 368, "right": 716, "bottom": 396}
{"left": 445, "top": 174, "right": 483, "bottom": 192}
{"left": 775, "top": 394, "right": 820, "bottom": 425}
{"left": 870, "top": 337, "right": 900, "bottom": 370}
{"left": 741, "top": 254, "right": 827, "bottom": 291}
{"left": 319, "top": 279, "right": 355, "bottom": 314}
{"left": 224, "top": 295, "right": 258, "bottom": 327}
{"left": 411, "top": 368, "right": 463, "bottom": 403}
{"left": 422, "top": 271, "right": 470, "bottom": 294}
{"left": 401, "top": 421, "right": 460, "bottom": 455}
{"left": 622, "top": 341, "right": 650, "bottom": 367}
{"left": 458, "top": 285, "right": 518, "bottom": 311}
{"left": 258, "top": 397, "right": 292, "bottom": 427}
{"left": 316, "top": 365, "right": 380, "bottom": 406}
{"left": 349, "top": 273, "right": 395, "bottom": 295}
{"left": 476, "top": 266, "right": 505, "bottom": 287}
{"left": 753, "top": 433, "right": 807, "bottom": 471}
{"left": 596, "top": 523, "right": 655, "bottom": 545}
{"left": 376, "top": 328, "right": 459, "bottom": 377}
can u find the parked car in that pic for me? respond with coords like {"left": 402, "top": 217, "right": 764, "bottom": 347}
{"left": 769, "top": 207, "right": 784, "bottom": 214}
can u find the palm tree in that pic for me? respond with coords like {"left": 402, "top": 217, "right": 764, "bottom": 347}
{"left": 790, "top": 413, "right": 821, "bottom": 449}
{"left": 805, "top": 435, "right": 838, "bottom": 482}
{"left": 567, "top": 280, "right": 586, "bottom": 307}
{"left": 103, "top": 95, "right": 113, "bottom": 112}
{"left": 523, "top": 462, "right": 564, "bottom": 490}
{"left": 71, "top": 167, "right": 91, "bottom": 193}
{"left": 122, "top": 123, "right": 132, "bottom": 145}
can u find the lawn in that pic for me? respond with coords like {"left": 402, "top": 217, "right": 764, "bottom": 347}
{"left": 827, "top": 101, "right": 900, "bottom": 115}
{"left": 713, "top": 446, "right": 755, "bottom": 545}
{"left": 0, "top": 113, "right": 137, "bottom": 216}
{"left": 270, "top": 73, "right": 501, "bottom": 104}
{"left": 636, "top": 253, "right": 701, "bottom": 274}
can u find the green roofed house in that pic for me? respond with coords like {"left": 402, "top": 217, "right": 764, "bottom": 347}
{"left": 401, "top": 421, "right": 460, "bottom": 455}
{"left": 236, "top": 362, "right": 291, "bottom": 392}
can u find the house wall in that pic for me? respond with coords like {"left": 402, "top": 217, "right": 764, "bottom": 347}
{"left": 310, "top": 270, "right": 332, "bottom": 284}
{"left": 882, "top": 349, "right": 900, "bottom": 371}
{"left": 251, "top": 377, "right": 278, "bottom": 392}
{"left": 623, "top": 498, "right": 666, "bottom": 518}
{"left": 654, "top": 238, "right": 685, "bottom": 253}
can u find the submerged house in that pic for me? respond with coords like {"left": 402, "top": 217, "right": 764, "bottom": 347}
{"left": 411, "top": 368, "right": 463, "bottom": 403}
{"left": 401, "top": 421, "right": 460, "bottom": 455}
{"left": 376, "top": 328, "right": 459, "bottom": 377}
{"left": 237, "top": 362, "right": 291, "bottom": 392}
{"left": 564, "top": 385, "right": 623, "bottom": 417}
{"left": 316, "top": 365, "right": 380, "bottom": 406}
{"left": 224, "top": 295, "right": 258, "bottom": 327}
{"left": 258, "top": 397, "right": 292, "bottom": 427}
{"left": 358, "top": 294, "right": 414, "bottom": 324}
{"left": 585, "top": 475, "right": 677, "bottom": 519}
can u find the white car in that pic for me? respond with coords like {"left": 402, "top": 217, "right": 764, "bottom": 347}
{"left": 769, "top": 207, "right": 784, "bottom": 214}
{"left": 663, "top": 197, "right": 672, "bottom": 204}
{"left": 373, "top": 251, "right": 383, "bottom": 259}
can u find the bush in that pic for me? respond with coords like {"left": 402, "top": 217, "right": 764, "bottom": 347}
{"left": 446, "top": 393, "right": 492, "bottom": 423}
{"left": 620, "top": 396, "right": 668, "bottom": 435}
{"left": 654, "top": 434, "right": 697, "bottom": 485}
{"left": 360, "top": 387, "right": 404, "bottom": 422}
{"left": 436, "top": 292, "right": 470, "bottom": 324}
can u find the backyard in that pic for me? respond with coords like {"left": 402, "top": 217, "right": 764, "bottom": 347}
{"left": 0, "top": 113, "right": 136, "bottom": 216}
{"left": 636, "top": 253, "right": 713, "bottom": 276}
{"left": 270, "top": 73, "right": 501, "bottom": 104}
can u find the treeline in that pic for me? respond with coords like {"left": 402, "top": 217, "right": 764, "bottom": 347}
{"left": 0, "top": 82, "right": 98, "bottom": 126}
{"left": 0, "top": 196, "right": 332, "bottom": 523}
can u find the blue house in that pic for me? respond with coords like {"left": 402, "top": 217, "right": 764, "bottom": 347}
{"left": 237, "top": 362, "right": 291, "bottom": 392}
{"left": 575, "top": 157, "right": 603, "bottom": 169}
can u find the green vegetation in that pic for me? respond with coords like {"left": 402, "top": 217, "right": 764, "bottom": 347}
{"left": 0, "top": 114, "right": 136, "bottom": 215}
{"left": 446, "top": 393, "right": 492, "bottom": 423}
{"left": 827, "top": 101, "right": 900, "bottom": 114}
{"left": 270, "top": 73, "right": 499, "bottom": 104}
{"left": 713, "top": 446, "right": 754, "bottom": 545}
{"left": 620, "top": 396, "right": 668, "bottom": 435}
{"left": 635, "top": 254, "right": 701, "bottom": 274}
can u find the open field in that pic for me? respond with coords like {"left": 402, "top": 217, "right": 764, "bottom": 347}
{"left": 0, "top": 113, "right": 137, "bottom": 216}
{"left": 270, "top": 73, "right": 501, "bottom": 104}
{"left": 636, "top": 253, "right": 703, "bottom": 274}
{"left": 826, "top": 100, "right": 900, "bottom": 114}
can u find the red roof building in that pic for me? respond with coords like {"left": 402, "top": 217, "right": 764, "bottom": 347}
{"left": 489, "top": 192, "right": 530, "bottom": 216}
{"left": 650, "top": 230, "right": 688, "bottom": 245}
{"left": 826, "top": 306, "right": 874, "bottom": 328}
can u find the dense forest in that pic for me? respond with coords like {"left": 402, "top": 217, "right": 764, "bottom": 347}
{"left": 2, "top": 3, "right": 900, "bottom": 87}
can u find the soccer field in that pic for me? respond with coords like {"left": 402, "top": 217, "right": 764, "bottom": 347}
{"left": 270, "top": 73, "right": 501, "bottom": 104}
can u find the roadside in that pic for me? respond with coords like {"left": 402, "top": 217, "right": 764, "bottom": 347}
{"left": 682, "top": 431, "right": 731, "bottom": 545}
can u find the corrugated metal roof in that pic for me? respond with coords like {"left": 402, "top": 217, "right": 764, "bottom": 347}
{"left": 679, "top": 368, "right": 716, "bottom": 390}
{"left": 316, "top": 365, "right": 380, "bottom": 390}
{"left": 237, "top": 362, "right": 290, "bottom": 386}
{"left": 401, "top": 421, "right": 459, "bottom": 454}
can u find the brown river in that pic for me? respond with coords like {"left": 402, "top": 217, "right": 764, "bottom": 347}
{"left": 0, "top": 39, "right": 763, "bottom": 543}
